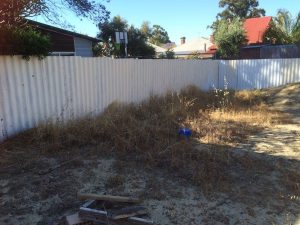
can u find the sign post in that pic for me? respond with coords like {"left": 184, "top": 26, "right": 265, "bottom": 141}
{"left": 115, "top": 31, "right": 128, "bottom": 57}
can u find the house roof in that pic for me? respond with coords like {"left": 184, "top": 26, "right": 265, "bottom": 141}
{"left": 161, "top": 42, "right": 176, "bottom": 49}
{"left": 172, "top": 37, "right": 213, "bottom": 55}
{"left": 243, "top": 16, "right": 272, "bottom": 44}
{"left": 208, "top": 44, "right": 217, "bottom": 51}
{"left": 26, "top": 20, "right": 101, "bottom": 42}
{"left": 148, "top": 43, "right": 167, "bottom": 53}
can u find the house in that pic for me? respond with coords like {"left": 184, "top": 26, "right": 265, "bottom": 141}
{"left": 0, "top": 20, "right": 100, "bottom": 57}
{"left": 161, "top": 42, "right": 176, "bottom": 50}
{"left": 240, "top": 16, "right": 300, "bottom": 59}
{"left": 148, "top": 42, "right": 167, "bottom": 57}
{"left": 172, "top": 37, "right": 214, "bottom": 59}
{"left": 209, "top": 17, "right": 273, "bottom": 58}
{"left": 239, "top": 16, "right": 272, "bottom": 59}
{"left": 244, "top": 16, "right": 272, "bottom": 45}
{"left": 241, "top": 44, "right": 300, "bottom": 59}
{"left": 29, "top": 20, "right": 100, "bottom": 57}
{"left": 210, "top": 16, "right": 300, "bottom": 59}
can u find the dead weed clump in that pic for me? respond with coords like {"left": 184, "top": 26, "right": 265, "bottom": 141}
{"left": 106, "top": 175, "right": 125, "bottom": 189}
{"left": 4, "top": 86, "right": 288, "bottom": 193}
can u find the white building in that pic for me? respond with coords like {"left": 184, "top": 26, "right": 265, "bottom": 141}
{"left": 172, "top": 37, "right": 214, "bottom": 58}
{"left": 148, "top": 42, "right": 168, "bottom": 57}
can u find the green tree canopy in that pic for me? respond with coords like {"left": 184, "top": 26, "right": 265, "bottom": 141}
{"left": 98, "top": 16, "right": 128, "bottom": 42}
{"left": 149, "top": 25, "right": 170, "bottom": 46}
{"left": 214, "top": 19, "right": 247, "bottom": 59}
{"left": 127, "top": 26, "right": 155, "bottom": 58}
{"left": 158, "top": 49, "right": 175, "bottom": 59}
{"left": 217, "top": 0, "right": 265, "bottom": 20}
{"left": 264, "top": 9, "right": 300, "bottom": 44}
{"left": 1, "top": 26, "right": 51, "bottom": 59}
{"left": 139, "top": 22, "right": 171, "bottom": 46}
{"left": 0, "top": 0, "right": 110, "bottom": 29}
{"left": 12, "top": 27, "right": 52, "bottom": 60}
{"left": 140, "top": 21, "right": 152, "bottom": 39}
{"left": 1, "top": 0, "right": 109, "bottom": 59}
{"left": 97, "top": 16, "right": 155, "bottom": 58}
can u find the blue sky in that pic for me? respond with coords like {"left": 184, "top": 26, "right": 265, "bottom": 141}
{"left": 36, "top": 0, "right": 300, "bottom": 45}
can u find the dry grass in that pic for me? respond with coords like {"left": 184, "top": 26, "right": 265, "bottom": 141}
{"left": 15, "top": 86, "right": 279, "bottom": 149}
{"left": 106, "top": 175, "right": 125, "bottom": 189}
{"left": 3, "top": 86, "right": 296, "bottom": 194}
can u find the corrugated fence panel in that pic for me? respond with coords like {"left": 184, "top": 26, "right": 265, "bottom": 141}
{"left": 219, "top": 60, "right": 237, "bottom": 89}
{"left": 2, "top": 56, "right": 300, "bottom": 142}
{"left": 0, "top": 56, "right": 219, "bottom": 142}
{"left": 219, "top": 58, "right": 300, "bottom": 90}
{"left": 0, "top": 57, "right": 7, "bottom": 140}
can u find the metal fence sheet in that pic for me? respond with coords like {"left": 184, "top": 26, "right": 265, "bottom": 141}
{"left": 1, "top": 56, "right": 300, "bottom": 142}
{"left": 0, "top": 56, "right": 219, "bottom": 142}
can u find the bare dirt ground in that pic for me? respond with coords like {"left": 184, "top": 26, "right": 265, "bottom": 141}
{"left": 0, "top": 83, "right": 300, "bottom": 225}
{"left": 248, "top": 83, "right": 300, "bottom": 162}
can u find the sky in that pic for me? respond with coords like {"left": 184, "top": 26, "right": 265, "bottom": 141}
{"left": 36, "top": 0, "right": 300, "bottom": 45}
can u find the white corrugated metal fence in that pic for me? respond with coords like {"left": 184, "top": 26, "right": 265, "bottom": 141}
{"left": 1, "top": 56, "right": 300, "bottom": 142}
{"left": 219, "top": 58, "right": 300, "bottom": 90}
{"left": 0, "top": 56, "right": 219, "bottom": 142}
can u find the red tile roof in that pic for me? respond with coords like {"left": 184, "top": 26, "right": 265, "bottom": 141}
{"left": 208, "top": 44, "right": 217, "bottom": 54}
{"left": 243, "top": 16, "right": 272, "bottom": 44}
{"left": 208, "top": 44, "right": 217, "bottom": 51}
{"left": 209, "top": 16, "right": 272, "bottom": 54}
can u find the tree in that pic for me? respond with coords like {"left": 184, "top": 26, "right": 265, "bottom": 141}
{"left": 12, "top": 27, "right": 52, "bottom": 60}
{"left": 140, "top": 22, "right": 171, "bottom": 47}
{"left": 0, "top": 0, "right": 109, "bottom": 59}
{"left": 214, "top": 19, "right": 247, "bottom": 58}
{"left": 0, "top": 0, "right": 110, "bottom": 29}
{"left": 264, "top": 9, "right": 300, "bottom": 44}
{"left": 98, "top": 16, "right": 128, "bottom": 42}
{"left": 211, "top": 0, "right": 259, "bottom": 58}
{"left": 0, "top": 25, "right": 51, "bottom": 59}
{"left": 217, "top": 0, "right": 265, "bottom": 21}
{"left": 97, "top": 16, "right": 128, "bottom": 56}
{"left": 97, "top": 16, "right": 155, "bottom": 58}
{"left": 149, "top": 25, "right": 170, "bottom": 46}
{"left": 158, "top": 49, "right": 175, "bottom": 59}
{"left": 127, "top": 26, "right": 155, "bottom": 58}
{"left": 0, "top": 0, "right": 43, "bottom": 28}
{"left": 140, "top": 21, "right": 152, "bottom": 39}
{"left": 165, "top": 49, "right": 175, "bottom": 59}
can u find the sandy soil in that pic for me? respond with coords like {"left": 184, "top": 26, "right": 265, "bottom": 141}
{"left": 1, "top": 83, "right": 300, "bottom": 225}
{"left": 249, "top": 83, "right": 300, "bottom": 162}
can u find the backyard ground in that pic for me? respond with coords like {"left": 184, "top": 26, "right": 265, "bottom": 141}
{"left": 0, "top": 83, "right": 300, "bottom": 225}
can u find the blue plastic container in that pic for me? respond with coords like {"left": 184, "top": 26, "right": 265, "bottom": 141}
{"left": 178, "top": 128, "right": 192, "bottom": 138}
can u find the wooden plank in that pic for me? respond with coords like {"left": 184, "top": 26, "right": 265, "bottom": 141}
{"left": 130, "top": 217, "right": 153, "bottom": 224}
{"left": 65, "top": 213, "right": 93, "bottom": 225}
{"left": 77, "top": 193, "right": 140, "bottom": 203}
{"left": 108, "top": 206, "right": 147, "bottom": 220}
{"left": 79, "top": 206, "right": 153, "bottom": 225}
{"left": 81, "top": 200, "right": 95, "bottom": 208}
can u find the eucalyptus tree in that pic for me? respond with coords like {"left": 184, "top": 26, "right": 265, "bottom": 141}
{"left": 0, "top": 0, "right": 110, "bottom": 28}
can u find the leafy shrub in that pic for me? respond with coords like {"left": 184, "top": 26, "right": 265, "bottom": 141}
{"left": 158, "top": 49, "right": 175, "bottom": 59}
{"left": 214, "top": 19, "right": 247, "bottom": 59}
{"left": 12, "top": 27, "right": 52, "bottom": 60}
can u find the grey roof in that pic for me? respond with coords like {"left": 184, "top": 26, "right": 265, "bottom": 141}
{"left": 27, "top": 19, "right": 101, "bottom": 42}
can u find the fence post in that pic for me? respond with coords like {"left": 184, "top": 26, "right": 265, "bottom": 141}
{"left": 217, "top": 60, "right": 220, "bottom": 89}
{"left": 236, "top": 60, "right": 239, "bottom": 90}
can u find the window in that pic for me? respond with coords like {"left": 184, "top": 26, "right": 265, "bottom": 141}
{"left": 49, "top": 52, "right": 75, "bottom": 56}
